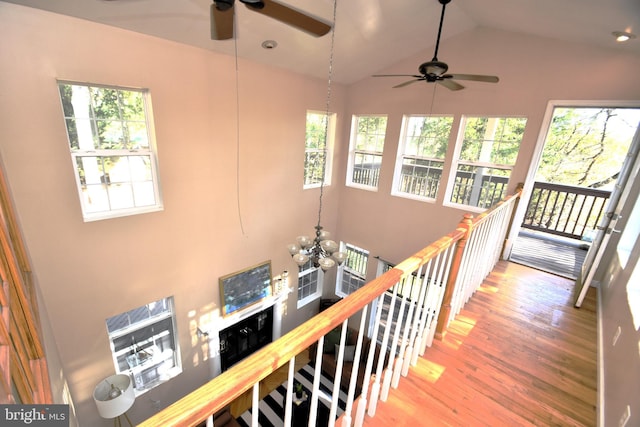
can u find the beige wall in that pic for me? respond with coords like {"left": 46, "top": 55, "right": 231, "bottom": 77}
{"left": 339, "top": 27, "right": 640, "bottom": 265}
{"left": 2, "top": 2, "right": 640, "bottom": 426}
{"left": 0, "top": 3, "right": 345, "bottom": 425}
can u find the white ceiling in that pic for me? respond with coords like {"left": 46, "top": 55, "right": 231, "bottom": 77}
{"left": 3, "top": 0, "right": 640, "bottom": 84}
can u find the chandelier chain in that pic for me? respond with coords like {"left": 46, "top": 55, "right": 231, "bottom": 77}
{"left": 317, "top": 0, "right": 338, "bottom": 232}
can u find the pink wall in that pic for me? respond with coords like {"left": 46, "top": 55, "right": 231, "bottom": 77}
{"left": 2, "top": 2, "right": 640, "bottom": 426}
{"left": 0, "top": 3, "right": 345, "bottom": 425}
{"left": 337, "top": 27, "right": 640, "bottom": 268}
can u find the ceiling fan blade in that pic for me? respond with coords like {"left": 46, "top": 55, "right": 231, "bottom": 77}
{"left": 438, "top": 78, "right": 465, "bottom": 91}
{"left": 211, "top": 2, "right": 234, "bottom": 40}
{"left": 446, "top": 74, "right": 499, "bottom": 83}
{"left": 393, "top": 79, "right": 424, "bottom": 88}
{"left": 372, "top": 74, "right": 423, "bottom": 79}
{"left": 247, "top": 0, "right": 331, "bottom": 37}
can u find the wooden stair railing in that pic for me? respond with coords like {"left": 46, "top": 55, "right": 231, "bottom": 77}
{"left": 139, "top": 187, "right": 522, "bottom": 427}
{"left": 0, "top": 163, "right": 52, "bottom": 404}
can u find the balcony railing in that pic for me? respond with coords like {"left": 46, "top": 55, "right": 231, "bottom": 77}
{"left": 139, "top": 187, "right": 522, "bottom": 427}
{"left": 522, "top": 181, "right": 611, "bottom": 240}
{"left": 450, "top": 172, "right": 509, "bottom": 208}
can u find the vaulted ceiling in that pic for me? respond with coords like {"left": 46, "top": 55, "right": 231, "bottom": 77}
{"left": 2, "top": 0, "right": 639, "bottom": 84}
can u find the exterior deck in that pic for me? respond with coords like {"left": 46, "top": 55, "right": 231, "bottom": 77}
{"left": 510, "top": 230, "right": 589, "bottom": 280}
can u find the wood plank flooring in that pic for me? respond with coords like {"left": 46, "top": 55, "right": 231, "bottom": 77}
{"left": 358, "top": 261, "right": 597, "bottom": 427}
{"left": 510, "top": 231, "right": 589, "bottom": 280}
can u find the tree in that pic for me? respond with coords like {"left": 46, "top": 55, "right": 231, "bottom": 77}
{"left": 536, "top": 107, "right": 640, "bottom": 188}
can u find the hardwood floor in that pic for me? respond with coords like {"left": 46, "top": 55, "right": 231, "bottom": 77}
{"left": 359, "top": 261, "right": 597, "bottom": 427}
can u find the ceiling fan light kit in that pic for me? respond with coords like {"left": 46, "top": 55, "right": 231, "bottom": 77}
{"left": 373, "top": 0, "right": 499, "bottom": 91}
{"left": 612, "top": 31, "right": 636, "bottom": 42}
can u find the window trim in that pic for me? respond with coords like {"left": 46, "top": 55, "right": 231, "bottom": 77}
{"left": 443, "top": 115, "right": 527, "bottom": 211}
{"left": 58, "top": 80, "right": 164, "bottom": 222}
{"left": 335, "top": 242, "right": 369, "bottom": 298}
{"left": 106, "top": 297, "right": 181, "bottom": 397}
{"left": 346, "top": 115, "right": 388, "bottom": 192}
{"left": 296, "top": 263, "right": 323, "bottom": 309}
{"left": 304, "top": 110, "right": 335, "bottom": 190}
{"left": 391, "top": 114, "right": 454, "bottom": 203}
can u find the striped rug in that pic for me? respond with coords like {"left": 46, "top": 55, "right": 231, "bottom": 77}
{"left": 236, "top": 364, "right": 348, "bottom": 427}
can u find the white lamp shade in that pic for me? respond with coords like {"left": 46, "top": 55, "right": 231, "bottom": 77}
{"left": 320, "top": 239, "right": 339, "bottom": 254}
{"left": 296, "top": 235, "right": 313, "bottom": 249}
{"left": 333, "top": 251, "right": 347, "bottom": 265}
{"left": 318, "top": 257, "right": 336, "bottom": 271}
{"left": 93, "top": 374, "right": 135, "bottom": 419}
{"left": 286, "top": 243, "right": 301, "bottom": 255}
{"left": 292, "top": 253, "right": 309, "bottom": 266}
{"left": 318, "top": 230, "right": 331, "bottom": 240}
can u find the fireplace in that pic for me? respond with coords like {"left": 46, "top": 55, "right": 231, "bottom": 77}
{"left": 218, "top": 305, "right": 274, "bottom": 372}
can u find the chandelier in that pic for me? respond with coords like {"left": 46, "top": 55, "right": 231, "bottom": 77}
{"left": 287, "top": 0, "right": 344, "bottom": 272}
{"left": 287, "top": 225, "right": 346, "bottom": 271}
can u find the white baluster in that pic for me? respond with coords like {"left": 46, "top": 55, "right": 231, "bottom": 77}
{"left": 251, "top": 382, "right": 259, "bottom": 426}
{"left": 283, "top": 357, "right": 295, "bottom": 427}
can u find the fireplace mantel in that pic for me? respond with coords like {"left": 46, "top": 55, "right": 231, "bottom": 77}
{"left": 207, "top": 290, "right": 289, "bottom": 377}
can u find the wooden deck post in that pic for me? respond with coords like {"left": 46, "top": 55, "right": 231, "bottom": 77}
{"left": 501, "top": 182, "right": 524, "bottom": 259}
{"left": 434, "top": 213, "right": 474, "bottom": 340}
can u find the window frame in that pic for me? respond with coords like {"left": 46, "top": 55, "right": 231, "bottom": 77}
{"left": 304, "top": 110, "right": 335, "bottom": 189}
{"left": 106, "top": 297, "right": 181, "bottom": 397}
{"left": 391, "top": 114, "right": 454, "bottom": 202}
{"left": 58, "top": 81, "right": 163, "bottom": 222}
{"left": 444, "top": 115, "right": 527, "bottom": 211}
{"left": 335, "top": 242, "right": 369, "bottom": 298}
{"left": 296, "top": 259, "right": 323, "bottom": 309}
{"left": 346, "top": 115, "right": 388, "bottom": 191}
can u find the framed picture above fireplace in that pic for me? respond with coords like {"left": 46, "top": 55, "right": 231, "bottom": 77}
{"left": 219, "top": 260, "right": 273, "bottom": 316}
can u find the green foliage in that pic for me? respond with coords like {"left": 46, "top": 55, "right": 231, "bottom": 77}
{"left": 59, "top": 83, "right": 148, "bottom": 152}
{"left": 304, "top": 112, "right": 329, "bottom": 185}
{"left": 355, "top": 116, "right": 387, "bottom": 152}
{"left": 537, "top": 108, "right": 640, "bottom": 187}
{"left": 460, "top": 117, "right": 526, "bottom": 164}
{"left": 404, "top": 115, "right": 453, "bottom": 159}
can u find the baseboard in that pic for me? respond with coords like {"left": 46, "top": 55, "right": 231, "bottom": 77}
{"left": 596, "top": 282, "right": 604, "bottom": 427}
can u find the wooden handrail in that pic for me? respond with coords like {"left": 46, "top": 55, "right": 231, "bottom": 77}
{"left": 139, "top": 268, "right": 403, "bottom": 427}
{"left": 139, "top": 189, "right": 521, "bottom": 427}
{"left": 0, "top": 162, "right": 51, "bottom": 404}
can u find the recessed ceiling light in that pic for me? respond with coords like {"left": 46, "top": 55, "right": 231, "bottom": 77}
{"left": 261, "top": 40, "right": 278, "bottom": 49}
{"left": 612, "top": 31, "right": 636, "bottom": 42}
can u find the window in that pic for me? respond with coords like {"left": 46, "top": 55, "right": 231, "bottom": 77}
{"left": 392, "top": 115, "right": 454, "bottom": 201}
{"left": 304, "top": 111, "right": 335, "bottom": 188}
{"left": 347, "top": 115, "right": 388, "bottom": 190}
{"left": 106, "top": 297, "right": 181, "bottom": 395}
{"left": 297, "top": 259, "right": 323, "bottom": 308}
{"left": 336, "top": 243, "right": 369, "bottom": 297}
{"left": 447, "top": 116, "right": 527, "bottom": 209}
{"left": 58, "top": 82, "right": 163, "bottom": 221}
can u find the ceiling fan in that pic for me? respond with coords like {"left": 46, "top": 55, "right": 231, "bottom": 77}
{"left": 373, "top": 0, "right": 499, "bottom": 91}
{"left": 210, "top": 0, "right": 332, "bottom": 40}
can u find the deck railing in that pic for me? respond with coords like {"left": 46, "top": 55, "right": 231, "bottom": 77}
{"left": 522, "top": 181, "right": 611, "bottom": 240}
{"left": 138, "top": 187, "right": 522, "bottom": 427}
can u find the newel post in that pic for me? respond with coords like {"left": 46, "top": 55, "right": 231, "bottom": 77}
{"left": 501, "top": 182, "right": 524, "bottom": 259}
{"left": 434, "top": 213, "right": 474, "bottom": 340}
